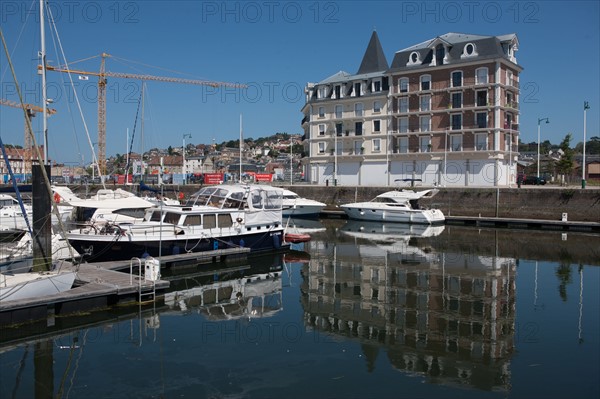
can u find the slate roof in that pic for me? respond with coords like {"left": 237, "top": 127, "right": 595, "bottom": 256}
{"left": 389, "top": 32, "right": 519, "bottom": 73}
{"left": 356, "top": 31, "right": 389, "bottom": 74}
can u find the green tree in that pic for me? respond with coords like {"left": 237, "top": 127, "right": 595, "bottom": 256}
{"left": 167, "top": 146, "right": 174, "bottom": 155}
{"left": 555, "top": 133, "right": 574, "bottom": 176}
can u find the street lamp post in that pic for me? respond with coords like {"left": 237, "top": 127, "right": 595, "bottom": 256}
{"left": 582, "top": 101, "right": 590, "bottom": 189}
{"left": 182, "top": 133, "right": 192, "bottom": 184}
{"left": 537, "top": 117, "right": 549, "bottom": 178}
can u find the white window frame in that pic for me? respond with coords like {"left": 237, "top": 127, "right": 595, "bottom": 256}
{"left": 372, "top": 79, "right": 382, "bottom": 93}
{"left": 335, "top": 104, "right": 343, "bottom": 119}
{"left": 372, "top": 138, "right": 381, "bottom": 153}
{"left": 398, "top": 137, "right": 409, "bottom": 153}
{"left": 451, "top": 70, "right": 463, "bottom": 87}
{"left": 462, "top": 43, "right": 477, "bottom": 58}
{"left": 318, "top": 142, "right": 325, "bottom": 154}
{"left": 506, "top": 70, "right": 514, "bottom": 87}
{"left": 451, "top": 92, "right": 462, "bottom": 109}
{"left": 333, "top": 85, "right": 342, "bottom": 99}
{"left": 398, "top": 117, "right": 409, "bottom": 133}
{"left": 373, "top": 100, "right": 381, "bottom": 113}
{"left": 353, "top": 140, "right": 362, "bottom": 154}
{"left": 476, "top": 112, "right": 487, "bottom": 128}
{"left": 476, "top": 89, "right": 488, "bottom": 107}
{"left": 419, "top": 136, "right": 431, "bottom": 152}
{"left": 318, "top": 124, "right": 326, "bottom": 136}
{"left": 373, "top": 119, "right": 381, "bottom": 133}
{"left": 450, "top": 135, "right": 463, "bottom": 151}
{"left": 475, "top": 67, "right": 488, "bottom": 85}
{"left": 420, "top": 74, "right": 431, "bottom": 91}
{"left": 399, "top": 77, "right": 409, "bottom": 93}
{"left": 420, "top": 94, "right": 431, "bottom": 111}
{"left": 398, "top": 97, "right": 409, "bottom": 113}
{"left": 318, "top": 106, "right": 325, "bottom": 118}
{"left": 354, "top": 103, "right": 363, "bottom": 117}
{"left": 420, "top": 115, "right": 431, "bottom": 132}
{"left": 317, "top": 86, "right": 327, "bottom": 99}
{"left": 475, "top": 133, "right": 487, "bottom": 150}
{"left": 451, "top": 113, "right": 462, "bottom": 130}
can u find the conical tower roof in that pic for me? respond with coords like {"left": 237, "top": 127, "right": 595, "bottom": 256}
{"left": 356, "top": 31, "right": 389, "bottom": 75}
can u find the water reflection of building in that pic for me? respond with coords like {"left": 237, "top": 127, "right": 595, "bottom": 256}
{"left": 164, "top": 255, "right": 284, "bottom": 320}
{"left": 301, "top": 226, "right": 515, "bottom": 392}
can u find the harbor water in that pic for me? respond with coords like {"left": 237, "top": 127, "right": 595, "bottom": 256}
{"left": 1, "top": 220, "right": 599, "bottom": 398}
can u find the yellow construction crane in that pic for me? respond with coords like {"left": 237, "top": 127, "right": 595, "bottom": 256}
{"left": 0, "top": 98, "right": 57, "bottom": 174}
{"left": 41, "top": 53, "right": 246, "bottom": 176}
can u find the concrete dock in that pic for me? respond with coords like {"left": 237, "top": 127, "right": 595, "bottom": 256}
{"left": 0, "top": 247, "right": 251, "bottom": 326}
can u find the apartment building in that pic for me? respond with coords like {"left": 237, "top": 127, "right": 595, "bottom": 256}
{"left": 302, "top": 32, "right": 521, "bottom": 187}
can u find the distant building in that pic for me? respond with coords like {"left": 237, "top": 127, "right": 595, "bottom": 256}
{"left": 302, "top": 32, "right": 522, "bottom": 187}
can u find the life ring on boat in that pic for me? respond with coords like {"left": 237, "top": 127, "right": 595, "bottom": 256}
{"left": 53, "top": 192, "right": 61, "bottom": 203}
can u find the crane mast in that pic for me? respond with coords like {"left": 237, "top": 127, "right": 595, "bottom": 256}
{"left": 41, "top": 54, "right": 246, "bottom": 179}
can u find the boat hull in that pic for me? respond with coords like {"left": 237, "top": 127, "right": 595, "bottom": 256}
{"left": 68, "top": 229, "right": 285, "bottom": 262}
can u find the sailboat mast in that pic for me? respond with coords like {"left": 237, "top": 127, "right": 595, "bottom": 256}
{"left": 239, "top": 114, "right": 242, "bottom": 183}
{"left": 40, "top": 0, "right": 48, "bottom": 164}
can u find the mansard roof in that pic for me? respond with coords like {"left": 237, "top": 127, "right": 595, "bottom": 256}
{"left": 356, "top": 31, "right": 389, "bottom": 74}
{"left": 389, "top": 32, "right": 520, "bottom": 72}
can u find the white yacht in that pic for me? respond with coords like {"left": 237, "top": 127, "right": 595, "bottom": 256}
{"left": 66, "top": 184, "right": 287, "bottom": 262}
{"left": 281, "top": 189, "right": 326, "bottom": 218}
{"left": 340, "top": 189, "right": 445, "bottom": 224}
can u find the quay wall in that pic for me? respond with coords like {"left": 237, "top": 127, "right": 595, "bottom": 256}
{"left": 274, "top": 186, "right": 600, "bottom": 223}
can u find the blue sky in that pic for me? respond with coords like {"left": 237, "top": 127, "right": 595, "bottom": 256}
{"left": 1, "top": 0, "right": 599, "bottom": 165}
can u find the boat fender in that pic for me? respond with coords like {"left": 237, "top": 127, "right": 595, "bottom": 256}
{"left": 53, "top": 193, "right": 61, "bottom": 203}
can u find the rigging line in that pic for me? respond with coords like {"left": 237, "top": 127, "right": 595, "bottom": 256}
{"left": 57, "top": 54, "right": 100, "bottom": 68}
{"left": 56, "top": 331, "right": 79, "bottom": 399}
{"left": 124, "top": 89, "right": 143, "bottom": 178}
{"left": 45, "top": 3, "right": 100, "bottom": 186}
{"left": 46, "top": 17, "right": 85, "bottom": 167}
{"left": 67, "top": 329, "right": 89, "bottom": 399}
{"left": 10, "top": 343, "right": 29, "bottom": 399}
{"left": 0, "top": 0, "right": 36, "bottom": 83}
{"left": 48, "top": 1, "right": 89, "bottom": 165}
{"left": 110, "top": 55, "right": 206, "bottom": 79}
{"left": 1, "top": 26, "right": 79, "bottom": 267}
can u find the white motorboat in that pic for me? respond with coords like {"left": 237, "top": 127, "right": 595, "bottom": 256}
{"left": 0, "top": 194, "right": 32, "bottom": 231}
{"left": 281, "top": 189, "right": 326, "bottom": 218}
{"left": 340, "top": 189, "right": 445, "bottom": 224}
{"left": 53, "top": 186, "right": 156, "bottom": 226}
{"left": 66, "top": 184, "right": 287, "bottom": 262}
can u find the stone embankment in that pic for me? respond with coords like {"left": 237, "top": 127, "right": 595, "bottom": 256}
{"left": 278, "top": 186, "right": 600, "bottom": 223}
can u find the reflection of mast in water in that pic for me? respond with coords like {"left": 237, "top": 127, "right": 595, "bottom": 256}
{"left": 578, "top": 266, "right": 584, "bottom": 344}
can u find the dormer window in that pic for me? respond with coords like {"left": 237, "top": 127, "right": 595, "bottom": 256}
{"left": 372, "top": 79, "right": 382, "bottom": 92}
{"left": 407, "top": 51, "right": 421, "bottom": 66}
{"left": 462, "top": 43, "right": 477, "bottom": 58}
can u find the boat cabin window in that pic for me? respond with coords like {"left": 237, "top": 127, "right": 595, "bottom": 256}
{"left": 204, "top": 214, "right": 216, "bottom": 229}
{"left": 183, "top": 215, "right": 202, "bottom": 226}
{"left": 224, "top": 192, "right": 244, "bottom": 209}
{"left": 164, "top": 212, "right": 181, "bottom": 224}
{"left": 218, "top": 214, "right": 233, "bottom": 228}
{"left": 149, "top": 210, "right": 162, "bottom": 222}
{"left": 113, "top": 208, "right": 146, "bottom": 219}
{"left": 75, "top": 207, "right": 98, "bottom": 222}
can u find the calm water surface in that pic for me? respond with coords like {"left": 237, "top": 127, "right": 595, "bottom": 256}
{"left": 1, "top": 220, "right": 599, "bottom": 399}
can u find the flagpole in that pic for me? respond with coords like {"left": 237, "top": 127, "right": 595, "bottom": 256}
{"left": 582, "top": 101, "right": 589, "bottom": 189}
